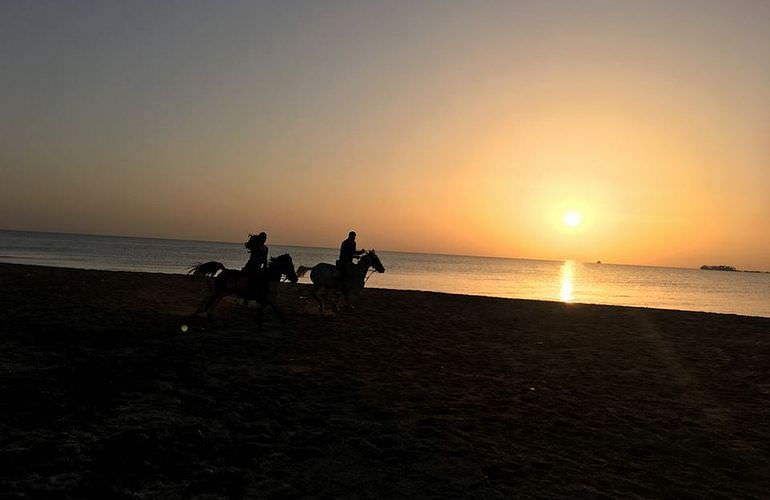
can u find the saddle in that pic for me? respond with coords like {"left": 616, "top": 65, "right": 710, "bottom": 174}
{"left": 333, "top": 261, "right": 360, "bottom": 290}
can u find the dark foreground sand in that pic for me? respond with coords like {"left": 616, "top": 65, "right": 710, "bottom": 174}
{"left": 1, "top": 263, "right": 769, "bottom": 499}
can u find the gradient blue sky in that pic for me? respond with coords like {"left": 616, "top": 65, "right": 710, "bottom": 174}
{"left": 2, "top": 1, "right": 769, "bottom": 268}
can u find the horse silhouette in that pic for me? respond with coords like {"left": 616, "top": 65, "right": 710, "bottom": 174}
{"left": 189, "top": 253, "right": 298, "bottom": 329}
{"left": 296, "top": 250, "right": 385, "bottom": 314}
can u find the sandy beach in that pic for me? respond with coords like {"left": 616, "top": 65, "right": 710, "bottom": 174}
{"left": 1, "top": 262, "right": 769, "bottom": 498}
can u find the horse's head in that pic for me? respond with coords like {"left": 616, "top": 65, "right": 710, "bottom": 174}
{"left": 270, "top": 253, "right": 298, "bottom": 283}
{"left": 364, "top": 249, "right": 385, "bottom": 273}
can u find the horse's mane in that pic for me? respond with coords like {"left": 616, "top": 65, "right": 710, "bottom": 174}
{"left": 269, "top": 254, "right": 294, "bottom": 270}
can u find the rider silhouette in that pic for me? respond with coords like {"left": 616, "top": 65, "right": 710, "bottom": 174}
{"left": 243, "top": 232, "right": 268, "bottom": 290}
{"left": 337, "top": 231, "right": 364, "bottom": 284}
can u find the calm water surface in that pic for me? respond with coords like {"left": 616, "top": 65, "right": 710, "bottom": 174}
{"left": 1, "top": 230, "right": 769, "bottom": 317}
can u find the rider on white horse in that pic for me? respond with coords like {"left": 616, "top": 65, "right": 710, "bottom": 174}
{"left": 337, "top": 231, "right": 365, "bottom": 284}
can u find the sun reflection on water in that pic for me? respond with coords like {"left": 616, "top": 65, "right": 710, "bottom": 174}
{"left": 560, "top": 260, "right": 575, "bottom": 303}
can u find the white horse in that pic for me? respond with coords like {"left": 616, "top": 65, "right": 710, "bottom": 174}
{"left": 296, "top": 250, "right": 385, "bottom": 313}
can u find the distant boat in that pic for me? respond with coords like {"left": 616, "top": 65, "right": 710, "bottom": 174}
{"left": 596, "top": 260, "right": 602, "bottom": 264}
{"left": 700, "top": 265, "right": 738, "bottom": 272}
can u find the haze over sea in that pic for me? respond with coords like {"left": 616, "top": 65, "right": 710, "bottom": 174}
{"left": 2, "top": 229, "right": 768, "bottom": 318}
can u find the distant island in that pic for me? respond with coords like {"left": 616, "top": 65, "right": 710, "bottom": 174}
{"left": 701, "top": 265, "right": 738, "bottom": 271}
{"left": 700, "top": 265, "right": 769, "bottom": 274}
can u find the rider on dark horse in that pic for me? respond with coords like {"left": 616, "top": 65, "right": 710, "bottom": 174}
{"left": 243, "top": 232, "right": 269, "bottom": 292}
{"left": 337, "top": 231, "right": 365, "bottom": 287}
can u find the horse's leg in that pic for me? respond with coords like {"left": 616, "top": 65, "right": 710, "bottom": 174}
{"left": 195, "top": 284, "right": 214, "bottom": 314}
{"left": 194, "top": 296, "right": 209, "bottom": 315}
{"left": 260, "top": 283, "right": 286, "bottom": 326}
{"left": 348, "top": 288, "right": 361, "bottom": 310}
{"left": 323, "top": 288, "right": 339, "bottom": 315}
{"left": 255, "top": 303, "right": 264, "bottom": 330}
{"left": 197, "top": 274, "right": 234, "bottom": 318}
{"left": 268, "top": 299, "right": 287, "bottom": 324}
{"left": 311, "top": 285, "right": 324, "bottom": 314}
{"left": 196, "top": 279, "right": 225, "bottom": 316}
{"left": 201, "top": 291, "right": 227, "bottom": 317}
{"left": 339, "top": 287, "right": 350, "bottom": 311}
{"left": 330, "top": 286, "right": 347, "bottom": 311}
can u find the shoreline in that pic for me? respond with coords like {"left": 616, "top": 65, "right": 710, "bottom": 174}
{"left": 2, "top": 261, "right": 768, "bottom": 319}
{"left": 2, "top": 262, "right": 770, "bottom": 497}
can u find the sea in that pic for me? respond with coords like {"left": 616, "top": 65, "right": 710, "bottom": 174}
{"left": 1, "top": 229, "right": 769, "bottom": 318}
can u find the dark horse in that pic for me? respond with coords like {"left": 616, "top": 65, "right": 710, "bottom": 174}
{"left": 189, "top": 253, "right": 298, "bottom": 329}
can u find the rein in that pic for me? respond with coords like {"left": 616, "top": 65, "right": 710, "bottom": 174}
{"left": 358, "top": 253, "right": 379, "bottom": 284}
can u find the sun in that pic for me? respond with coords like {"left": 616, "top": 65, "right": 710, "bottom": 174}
{"left": 563, "top": 211, "right": 582, "bottom": 227}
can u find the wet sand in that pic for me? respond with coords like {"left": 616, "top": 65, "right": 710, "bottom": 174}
{"left": 1, "top": 262, "right": 769, "bottom": 498}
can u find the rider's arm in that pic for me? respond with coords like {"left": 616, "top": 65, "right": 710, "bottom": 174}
{"left": 259, "top": 247, "right": 268, "bottom": 268}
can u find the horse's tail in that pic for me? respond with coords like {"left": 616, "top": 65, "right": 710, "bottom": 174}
{"left": 296, "top": 265, "right": 314, "bottom": 278}
{"left": 188, "top": 261, "right": 226, "bottom": 278}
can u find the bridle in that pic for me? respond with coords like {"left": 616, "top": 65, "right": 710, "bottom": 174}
{"left": 360, "top": 253, "right": 382, "bottom": 284}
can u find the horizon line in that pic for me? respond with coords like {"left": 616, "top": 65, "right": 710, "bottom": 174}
{"left": 0, "top": 226, "right": 756, "bottom": 273}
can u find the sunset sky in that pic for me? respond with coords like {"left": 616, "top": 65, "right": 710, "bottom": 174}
{"left": 2, "top": 1, "right": 769, "bottom": 269}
